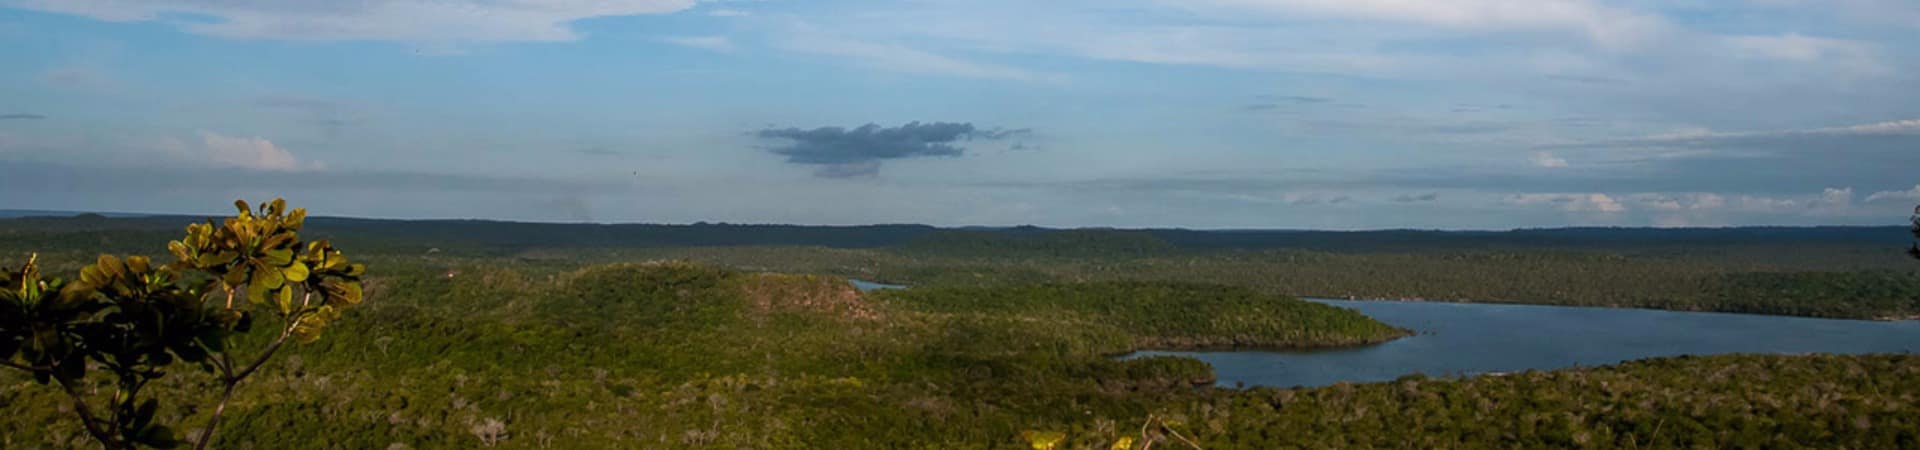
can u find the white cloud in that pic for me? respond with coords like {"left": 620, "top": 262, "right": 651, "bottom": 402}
{"left": 1829, "top": 118, "right": 1920, "bottom": 134}
{"left": 1529, "top": 151, "right": 1569, "bottom": 168}
{"left": 774, "top": 30, "right": 1052, "bottom": 81}
{"left": 1632, "top": 192, "right": 1725, "bottom": 211}
{"left": 661, "top": 35, "right": 736, "bottom": 52}
{"left": 1866, "top": 185, "right": 1920, "bottom": 203}
{"left": 1721, "top": 33, "right": 1886, "bottom": 75}
{"left": 9, "top": 0, "right": 698, "bottom": 42}
{"left": 1724, "top": 33, "right": 1866, "bottom": 61}
{"left": 1818, "top": 186, "right": 1853, "bottom": 207}
{"left": 1169, "top": 0, "right": 1673, "bottom": 48}
{"left": 1759, "top": 0, "right": 1920, "bottom": 29}
{"left": 1507, "top": 192, "right": 1625, "bottom": 213}
{"left": 1565, "top": 118, "right": 1920, "bottom": 149}
{"left": 1734, "top": 195, "right": 1800, "bottom": 211}
{"left": 168, "top": 131, "right": 325, "bottom": 172}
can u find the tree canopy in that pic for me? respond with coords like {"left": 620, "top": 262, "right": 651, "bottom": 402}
{"left": 0, "top": 199, "right": 366, "bottom": 449}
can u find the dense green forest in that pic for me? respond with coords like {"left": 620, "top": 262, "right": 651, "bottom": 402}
{"left": 3, "top": 214, "right": 1914, "bottom": 319}
{"left": 602, "top": 245, "right": 1920, "bottom": 320}
{"left": 6, "top": 251, "right": 1917, "bottom": 448}
{"left": 0, "top": 254, "right": 1399, "bottom": 448}
{"left": 5, "top": 214, "right": 1919, "bottom": 448}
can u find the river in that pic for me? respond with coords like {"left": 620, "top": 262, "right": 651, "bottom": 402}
{"left": 1130, "top": 298, "right": 1920, "bottom": 388}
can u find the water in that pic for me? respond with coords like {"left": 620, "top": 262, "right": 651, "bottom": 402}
{"left": 1131, "top": 299, "right": 1920, "bottom": 388}
{"left": 848, "top": 279, "right": 906, "bottom": 291}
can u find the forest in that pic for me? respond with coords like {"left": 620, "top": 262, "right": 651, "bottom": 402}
{"left": 2, "top": 213, "right": 1915, "bottom": 319}
{"left": 6, "top": 253, "right": 1918, "bottom": 448}
{"left": 3, "top": 211, "right": 1918, "bottom": 448}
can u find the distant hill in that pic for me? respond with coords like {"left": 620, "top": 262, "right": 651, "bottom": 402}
{"left": 0, "top": 209, "right": 154, "bottom": 219}
{"left": 898, "top": 228, "right": 1177, "bottom": 257}
{"left": 0, "top": 212, "right": 1906, "bottom": 251}
{"left": 1147, "top": 226, "right": 1912, "bottom": 251}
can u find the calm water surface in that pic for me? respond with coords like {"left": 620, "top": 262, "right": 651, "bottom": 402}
{"left": 848, "top": 279, "right": 905, "bottom": 291}
{"left": 1132, "top": 299, "right": 1920, "bottom": 388}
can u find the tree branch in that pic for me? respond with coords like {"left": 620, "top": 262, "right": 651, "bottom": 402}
{"left": 190, "top": 381, "right": 239, "bottom": 450}
{"left": 193, "top": 308, "right": 307, "bottom": 450}
{"left": 230, "top": 309, "right": 306, "bottom": 383}
{"left": 55, "top": 372, "right": 122, "bottom": 449}
{"left": 1162, "top": 421, "right": 1204, "bottom": 450}
{"left": 0, "top": 360, "right": 49, "bottom": 372}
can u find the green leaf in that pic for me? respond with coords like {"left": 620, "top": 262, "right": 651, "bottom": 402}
{"left": 282, "top": 262, "right": 310, "bottom": 283}
{"left": 291, "top": 314, "right": 326, "bottom": 343}
{"left": 276, "top": 285, "right": 294, "bottom": 315}
{"left": 97, "top": 254, "right": 126, "bottom": 279}
{"left": 261, "top": 248, "right": 295, "bottom": 267}
{"left": 197, "top": 250, "right": 237, "bottom": 268}
{"left": 133, "top": 398, "right": 159, "bottom": 429}
{"left": 246, "top": 281, "right": 271, "bottom": 306}
{"left": 0, "top": 337, "right": 19, "bottom": 362}
{"left": 285, "top": 208, "right": 306, "bottom": 230}
{"left": 79, "top": 264, "right": 107, "bottom": 288}
{"left": 254, "top": 262, "right": 285, "bottom": 289}
{"left": 222, "top": 268, "right": 246, "bottom": 288}
{"left": 125, "top": 255, "right": 150, "bottom": 275}
{"left": 262, "top": 232, "right": 296, "bottom": 252}
{"left": 167, "top": 241, "right": 191, "bottom": 262}
{"left": 324, "top": 280, "right": 363, "bottom": 306}
{"left": 53, "top": 355, "right": 83, "bottom": 382}
{"left": 137, "top": 424, "right": 180, "bottom": 449}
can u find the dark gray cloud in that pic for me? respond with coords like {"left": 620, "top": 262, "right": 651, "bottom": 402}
{"left": 0, "top": 113, "right": 46, "bottom": 120}
{"left": 974, "top": 128, "right": 1032, "bottom": 139}
{"left": 1261, "top": 95, "right": 1331, "bottom": 104}
{"left": 755, "top": 121, "right": 1016, "bottom": 178}
{"left": 1244, "top": 95, "right": 1334, "bottom": 112}
{"left": 1393, "top": 193, "right": 1440, "bottom": 202}
{"left": 813, "top": 160, "right": 881, "bottom": 178}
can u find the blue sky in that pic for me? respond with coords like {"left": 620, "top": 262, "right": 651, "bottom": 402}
{"left": 1, "top": 0, "right": 1917, "bottom": 229}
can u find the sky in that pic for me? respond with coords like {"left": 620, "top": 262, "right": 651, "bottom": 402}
{"left": 1, "top": 0, "right": 1918, "bottom": 229}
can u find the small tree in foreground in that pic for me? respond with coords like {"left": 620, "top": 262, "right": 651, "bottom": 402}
{"left": 1909, "top": 205, "right": 1919, "bottom": 260}
{"left": 1, "top": 199, "right": 366, "bottom": 449}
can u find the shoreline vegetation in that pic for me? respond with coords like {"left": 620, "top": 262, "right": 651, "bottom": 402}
{"left": 1307, "top": 295, "right": 1920, "bottom": 322}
